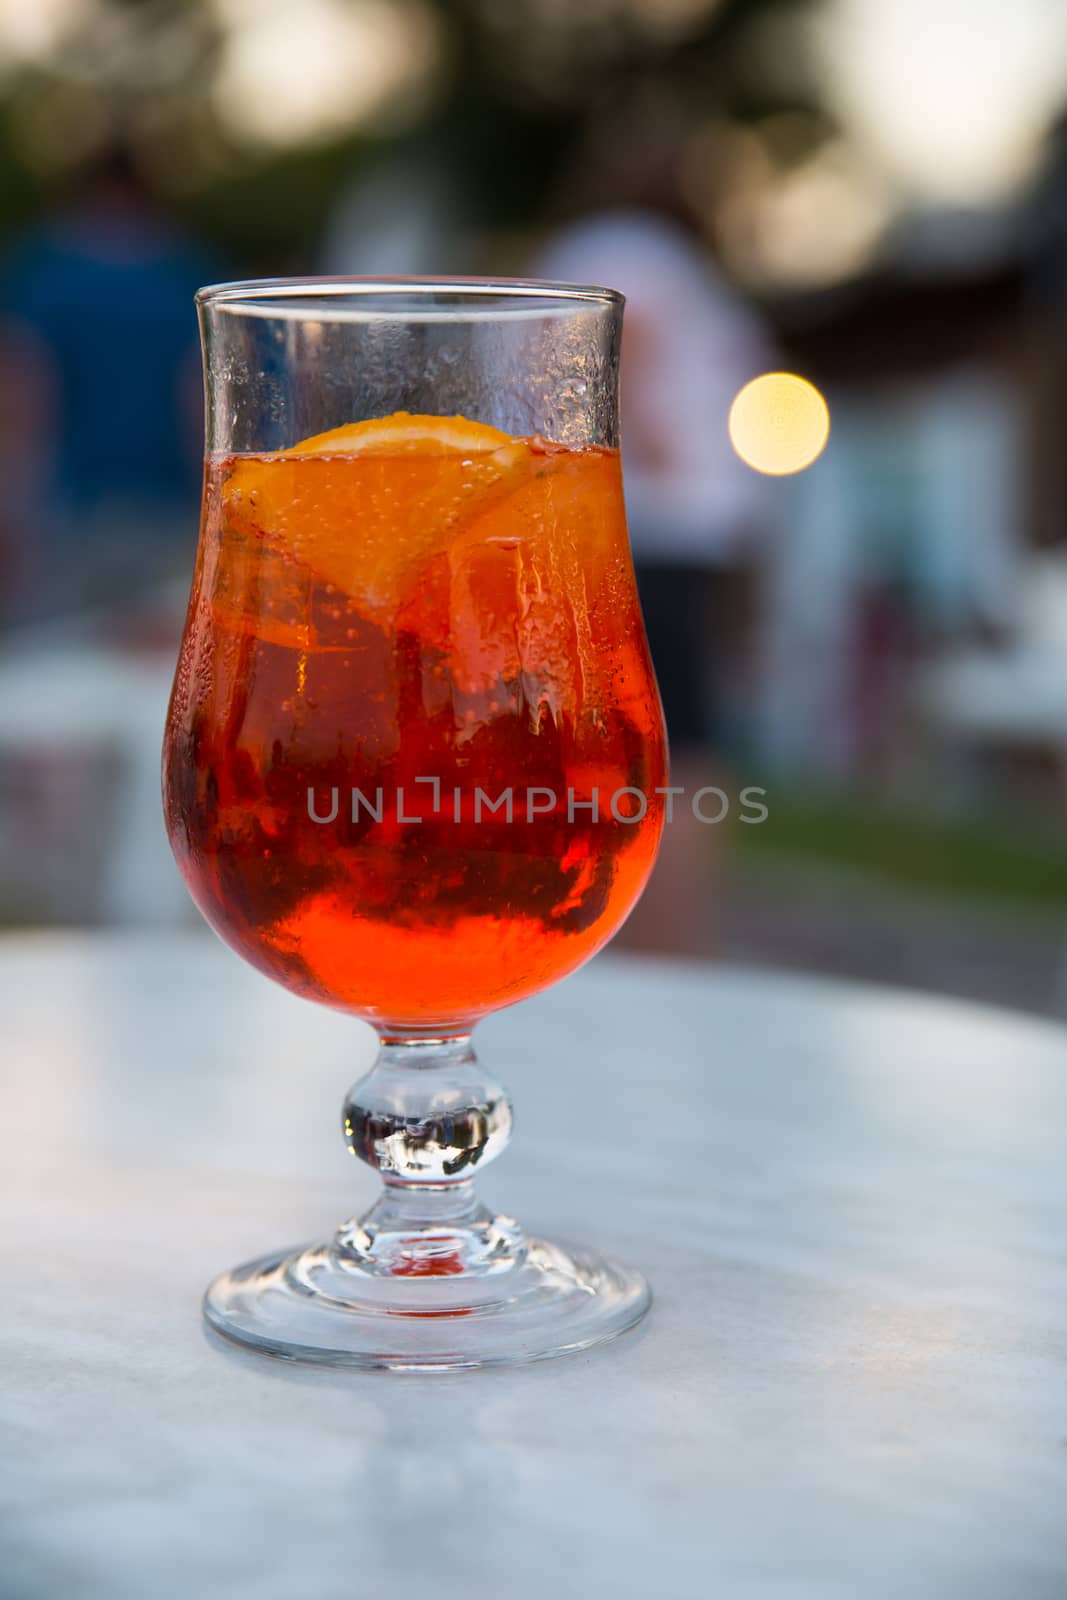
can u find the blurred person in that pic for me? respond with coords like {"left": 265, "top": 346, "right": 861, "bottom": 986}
{"left": 320, "top": 148, "right": 473, "bottom": 278}
{"left": 0, "top": 142, "right": 217, "bottom": 626}
{"left": 532, "top": 210, "right": 777, "bottom": 953}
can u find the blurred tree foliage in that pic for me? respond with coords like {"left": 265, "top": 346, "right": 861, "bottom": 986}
{"left": 0, "top": 0, "right": 827, "bottom": 270}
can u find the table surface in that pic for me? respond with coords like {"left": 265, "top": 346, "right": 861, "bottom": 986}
{"left": 4, "top": 933, "right": 1066, "bottom": 1600}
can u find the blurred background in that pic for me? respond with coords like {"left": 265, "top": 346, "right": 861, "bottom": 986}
{"left": 3, "top": 0, "right": 1067, "bottom": 1015}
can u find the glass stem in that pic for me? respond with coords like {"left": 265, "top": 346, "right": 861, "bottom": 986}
{"left": 336, "top": 1033, "right": 523, "bottom": 1276}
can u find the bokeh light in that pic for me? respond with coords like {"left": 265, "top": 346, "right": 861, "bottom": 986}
{"left": 728, "top": 373, "right": 831, "bottom": 476}
{"left": 211, "top": 0, "right": 441, "bottom": 150}
{"left": 813, "top": 0, "right": 1067, "bottom": 204}
{"left": 0, "top": 0, "right": 87, "bottom": 67}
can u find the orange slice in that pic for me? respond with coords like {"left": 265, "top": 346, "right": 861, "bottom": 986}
{"left": 219, "top": 413, "right": 533, "bottom": 622}
{"left": 286, "top": 412, "right": 515, "bottom": 457}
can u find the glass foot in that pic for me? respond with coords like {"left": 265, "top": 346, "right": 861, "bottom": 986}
{"left": 203, "top": 1235, "right": 650, "bottom": 1371}
{"left": 205, "top": 1034, "right": 649, "bottom": 1369}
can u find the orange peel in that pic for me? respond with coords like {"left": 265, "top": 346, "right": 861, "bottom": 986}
{"left": 219, "top": 412, "right": 532, "bottom": 618}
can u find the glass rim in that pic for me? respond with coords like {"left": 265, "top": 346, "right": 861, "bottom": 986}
{"left": 195, "top": 275, "right": 624, "bottom": 321}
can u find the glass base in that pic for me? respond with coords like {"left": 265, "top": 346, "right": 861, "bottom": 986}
{"left": 203, "top": 1235, "right": 650, "bottom": 1371}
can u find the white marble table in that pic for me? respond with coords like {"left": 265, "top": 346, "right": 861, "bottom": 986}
{"left": 4, "top": 933, "right": 1066, "bottom": 1599}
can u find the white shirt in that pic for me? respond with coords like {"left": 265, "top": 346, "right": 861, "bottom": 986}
{"left": 532, "top": 211, "right": 777, "bottom": 564}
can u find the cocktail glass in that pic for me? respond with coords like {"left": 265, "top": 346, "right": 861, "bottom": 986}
{"left": 163, "top": 279, "right": 667, "bottom": 1368}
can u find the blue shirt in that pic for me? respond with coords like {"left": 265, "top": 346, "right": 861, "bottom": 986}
{"left": 1, "top": 211, "right": 217, "bottom": 517}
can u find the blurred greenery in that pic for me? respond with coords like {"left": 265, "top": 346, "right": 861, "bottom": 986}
{"left": 739, "top": 786, "right": 1067, "bottom": 912}
{"left": 0, "top": 0, "right": 825, "bottom": 269}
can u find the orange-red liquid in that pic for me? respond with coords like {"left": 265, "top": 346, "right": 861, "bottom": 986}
{"left": 164, "top": 429, "right": 666, "bottom": 1028}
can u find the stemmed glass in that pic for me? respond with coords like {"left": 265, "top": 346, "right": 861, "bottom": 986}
{"left": 163, "top": 278, "right": 667, "bottom": 1368}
